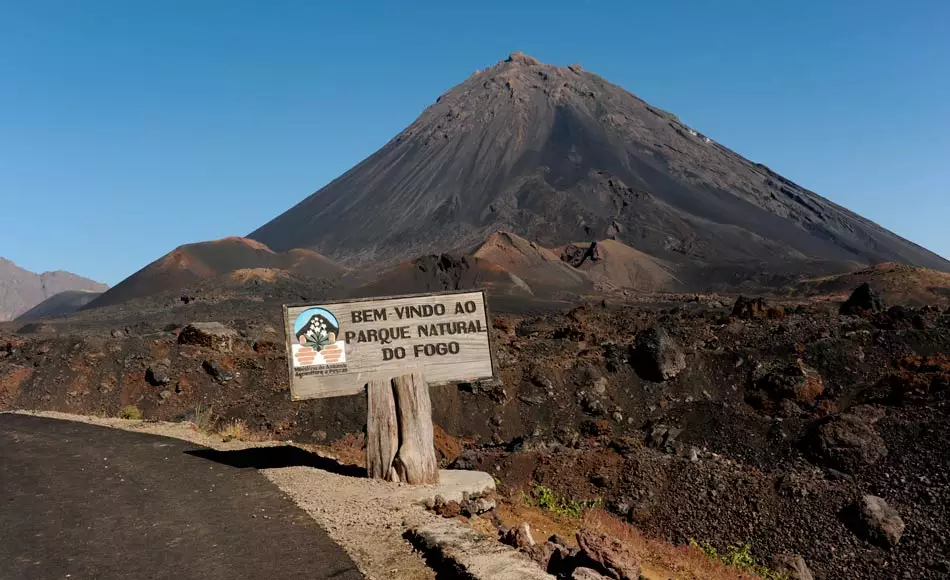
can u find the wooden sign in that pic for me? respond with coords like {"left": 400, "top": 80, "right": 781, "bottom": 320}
{"left": 282, "top": 290, "right": 497, "bottom": 400}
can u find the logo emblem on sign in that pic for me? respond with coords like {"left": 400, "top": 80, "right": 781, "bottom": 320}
{"left": 292, "top": 308, "right": 347, "bottom": 367}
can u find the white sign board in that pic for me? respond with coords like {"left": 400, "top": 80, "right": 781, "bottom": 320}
{"left": 282, "top": 290, "right": 497, "bottom": 399}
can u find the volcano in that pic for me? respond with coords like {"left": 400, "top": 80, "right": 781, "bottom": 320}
{"left": 249, "top": 53, "right": 948, "bottom": 288}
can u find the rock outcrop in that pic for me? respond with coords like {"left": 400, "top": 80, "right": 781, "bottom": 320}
{"left": 632, "top": 328, "right": 686, "bottom": 382}
{"left": 840, "top": 283, "right": 886, "bottom": 316}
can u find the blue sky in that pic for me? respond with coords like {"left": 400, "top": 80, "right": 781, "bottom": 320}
{"left": 1, "top": 0, "right": 947, "bottom": 285}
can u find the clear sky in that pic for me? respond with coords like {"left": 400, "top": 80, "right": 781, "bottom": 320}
{"left": 1, "top": 0, "right": 947, "bottom": 285}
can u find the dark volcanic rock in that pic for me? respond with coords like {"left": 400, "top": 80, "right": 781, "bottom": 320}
{"left": 560, "top": 242, "right": 601, "bottom": 268}
{"left": 840, "top": 283, "right": 886, "bottom": 316}
{"left": 770, "top": 554, "right": 814, "bottom": 580}
{"left": 576, "top": 530, "right": 641, "bottom": 580}
{"left": 201, "top": 360, "right": 233, "bottom": 383}
{"left": 248, "top": 54, "right": 950, "bottom": 284}
{"left": 500, "top": 522, "right": 535, "bottom": 550}
{"left": 632, "top": 327, "right": 685, "bottom": 382}
{"left": 178, "top": 322, "right": 238, "bottom": 353}
{"left": 804, "top": 413, "right": 887, "bottom": 473}
{"left": 757, "top": 359, "right": 825, "bottom": 404}
{"left": 847, "top": 495, "right": 906, "bottom": 548}
{"left": 732, "top": 296, "right": 769, "bottom": 319}
{"left": 145, "top": 362, "right": 171, "bottom": 386}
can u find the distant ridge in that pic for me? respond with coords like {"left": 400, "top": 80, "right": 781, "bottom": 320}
{"left": 0, "top": 257, "right": 107, "bottom": 321}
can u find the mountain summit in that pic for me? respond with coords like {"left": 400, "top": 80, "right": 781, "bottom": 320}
{"left": 250, "top": 53, "right": 949, "bottom": 286}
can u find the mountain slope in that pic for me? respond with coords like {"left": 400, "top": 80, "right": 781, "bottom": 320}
{"left": 249, "top": 53, "right": 949, "bottom": 287}
{"left": 0, "top": 258, "right": 108, "bottom": 321}
{"left": 15, "top": 290, "right": 104, "bottom": 321}
{"left": 83, "top": 237, "right": 344, "bottom": 310}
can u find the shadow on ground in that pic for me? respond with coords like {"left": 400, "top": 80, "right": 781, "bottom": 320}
{"left": 187, "top": 446, "right": 367, "bottom": 478}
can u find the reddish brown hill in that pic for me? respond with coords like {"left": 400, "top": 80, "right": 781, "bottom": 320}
{"left": 84, "top": 237, "right": 344, "bottom": 309}
{"left": 792, "top": 262, "right": 950, "bottom": 306}
{"left": 472, "top": 232, "right": 593, "bottom": 293}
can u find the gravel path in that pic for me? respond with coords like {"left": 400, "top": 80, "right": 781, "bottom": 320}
{"left": 13, "top": 411, "right": 493, "bottom": 580}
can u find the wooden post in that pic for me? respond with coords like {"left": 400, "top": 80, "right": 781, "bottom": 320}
{"left": 392, "top": 372, "right": 439, "bottom": 485}
{"left": 365, "top": 372, "right": 439, "bottom": 485}
{"left": 366, "top": 378, "right": 399, "bottom": 482}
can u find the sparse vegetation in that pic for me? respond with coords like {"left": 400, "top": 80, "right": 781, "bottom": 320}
{"left": 582, "top": 510, "right": 766, "bottom": 580}
{"left": 525, "top": 483, "right": 600, "bottom": 519}
{"left": 117, "top": 405, "right": 142, "bottom": 420}
{"left": 219, "top": 418, "right": 247, "bottom": 441}
{"left": 689, "top": 539, "right": 787, "bottom": 580}
{"left": 191, "top": 404, "right": 217, "bottom": 433}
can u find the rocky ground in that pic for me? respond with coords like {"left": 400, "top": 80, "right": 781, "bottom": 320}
{"left": 2, "top": 284, "right": 949, "bottom": 579}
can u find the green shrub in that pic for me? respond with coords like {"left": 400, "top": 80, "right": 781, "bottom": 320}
{"left": 527, "top": 483, "right": 600, "bottom": 519}
{"left": 118, "top": 405, "right": 143, "bottom": 420}
{"left": 689, "top": 539, "right": 787, "bottom": 579}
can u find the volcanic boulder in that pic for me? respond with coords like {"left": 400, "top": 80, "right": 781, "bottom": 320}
{"left": 202, "top": 360, "right": 234, "bottom": 384}
{"left": 757, "top": 359, "right": 825, "bottom": 404}
{"left": 632, "top": 328, "right": 686, "bottom": 382}
{"left": 804, "top": 413, "right": 887, "bottom": 473}
{"left": 501, "top": 522, "right": 536, "bottom": 550}
{"left": 732, "top": 296, "right": 768, "bottom": 319}
{"left": 840, "top": 283, "right": 885, "bottom": 316}
{"left": 576, "top": 530, "right": 642, "bottom": 580}
{"left": 145, "top": 360, "right": 171, "bottom": 386}
{"left": 847, "top": 495, "right": 905, "bottom": 548}
{"left": 770, "top": 554, "right": 814, "bottom": 580}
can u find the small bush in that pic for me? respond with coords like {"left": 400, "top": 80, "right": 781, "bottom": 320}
{"left": 118, "top": 405, "right": 143, "bottom": 420}
{"left": 527, "top": 483, "right": 600, "bottom": 519}
{"left": 689, "top": 540, "right": 787, "bottom": 579}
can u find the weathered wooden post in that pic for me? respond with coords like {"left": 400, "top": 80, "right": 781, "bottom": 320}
{"left": 392, "top": 371, "right": 438, "bottom": 484}
{"left": 366, "top": 377, "right": 399, "bottom": 482}
{"left": 366, "top": 372, "right": 439, "bottom": 484}
{"left": 283, "top": 290, "right": 497, "bottom": 486}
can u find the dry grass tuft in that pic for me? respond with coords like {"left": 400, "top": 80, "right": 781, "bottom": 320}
{"left": 218, "top": 419, "right": 248, "bottom": 441}
{"left": 582, "top": 509, "right": 761, "bottom": 580}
